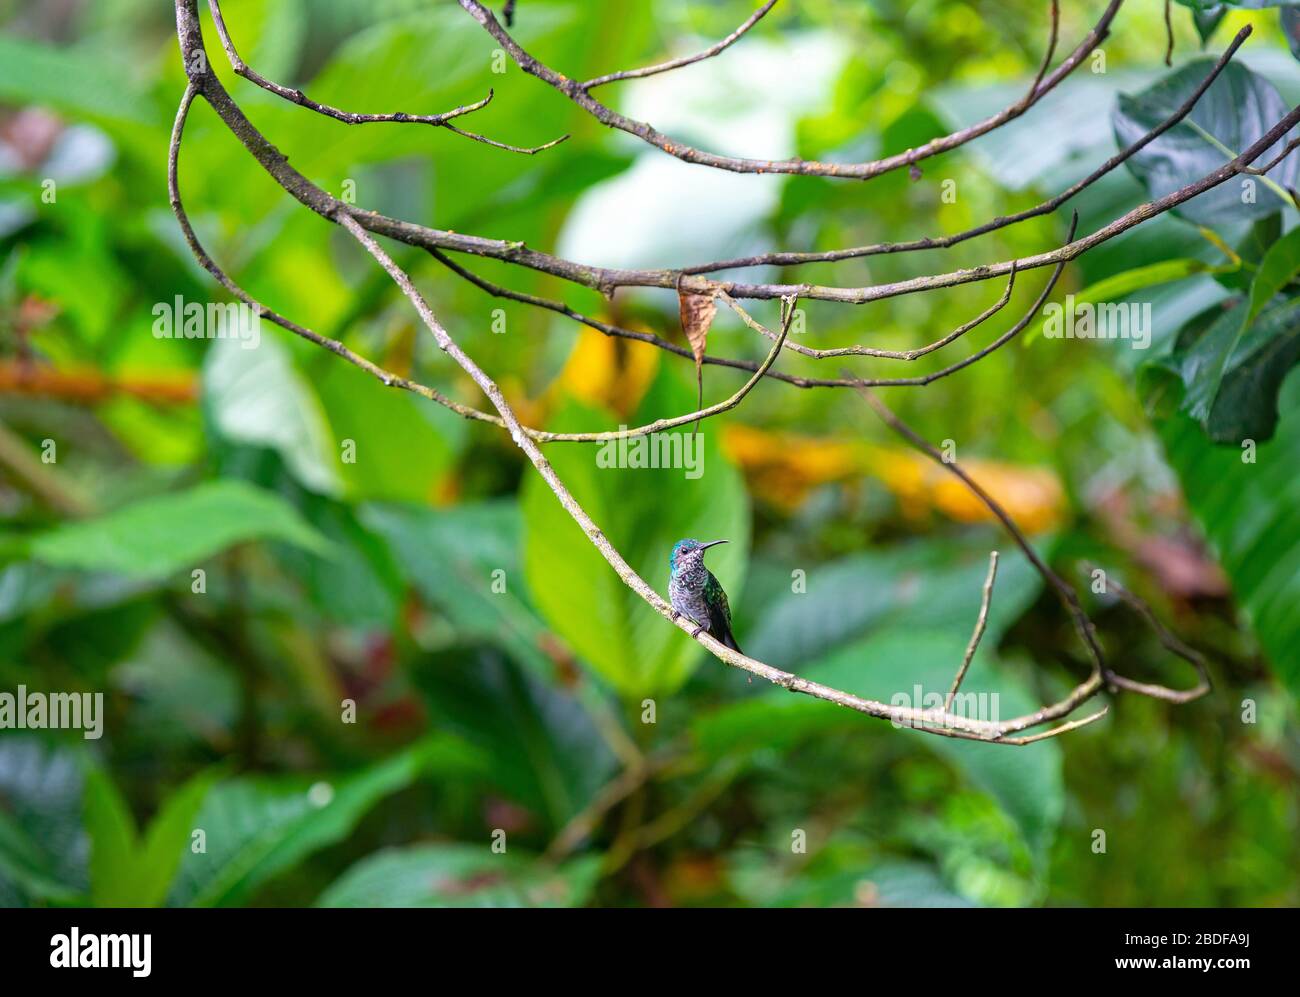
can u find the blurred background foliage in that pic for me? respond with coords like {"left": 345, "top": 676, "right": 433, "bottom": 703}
{"left": 0, "top": 0, "right": 1297, "bottom": 907}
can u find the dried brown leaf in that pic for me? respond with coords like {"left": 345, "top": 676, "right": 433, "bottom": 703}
{"left": 678, "top": 290, "right": 716, "bottom": 371}
{"left": 678, "top": 290, "right": 716, "bottom": 434}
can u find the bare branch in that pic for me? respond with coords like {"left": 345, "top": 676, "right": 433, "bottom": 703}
{"left": 457, "top": 0, "right": 1122, "bottom": 181}
{"left": 205, "top": 0, "right": 568, "bottom": 154}
{"left": 181, "top": 8, "right": 1290, "bottom": 316}
{"left": 1018, "top": 1, "right": 1061, "bottom": 112}
{"left": 718, "top": 265, "right": 1016, "bottom": 361}
{"left": 428, "top": 248, "right": 859, "bottom": 389}
{"left": 168, "top": 85, "right": 777, "bottom": 444}
{"left": 1164, "top": 0, "right": 1175, "bottom": 68}
{"left": 947, "top": 551, "right": 999, "bottom": 712}
{"left": 680, "top": 26, "right": 1251, "bottom": 277}
{"left": 725, "top": 221, "right": 1075, "bottom": 390}
{"left": 337, "top": 200, "right": 1095, "bottom": 743}
{"left": 582, "top": 0, "right": 780, "bottom": 90}
{"left": 1087, "top": 564, "right": 1213, "bottom": 703}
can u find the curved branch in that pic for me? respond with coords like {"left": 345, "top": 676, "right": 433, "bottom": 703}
{"left": 457, "top": 0, "right": 1121, "bottom": 181}
{"left": 167, "top": 85, "right": 778, "bottom": 444}
{"left": 947, "top": 551, "right": 999, "bottom": 712}
{"left": 582, "top": 0, "right": 780, "bottom": 90}
{"left": 178, "top": 7, "right": 1297, "bottom": 314}
{"left": 718, "top": 264, "right": 1017, "bottom": 361}
{"left": 1086, "top": 564, "right": 1213, "bottom": 703}
{"left": 342, "top": 206, "right": 1093, "bottom": 743}
{"left": 428, "top": 248, "right": 862, "bottom": 389}
{"left": 205, "top": 0, "right": 569, "bottom": 154}
{"left": 725, "top": 220, "right": 1076, "bottom": 390}
{"left": 681, "top": 25, "right": 1252, "bottom": 276}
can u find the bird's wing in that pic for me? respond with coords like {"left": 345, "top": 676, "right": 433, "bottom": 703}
{"left": 705, "top": 572, "right": 742, "bottom": 653}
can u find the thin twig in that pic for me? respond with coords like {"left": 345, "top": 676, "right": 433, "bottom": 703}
{"left": 1086, "top": 563, "right": 1212, "bottom": 703}
{"left": 205, "top": 0, "right": 568, "bottom": 154}
{"left": 168, "top": 86, "right": 780, "bottom": 444}
{"left": 1164, "top": 0, "right": 1174, "bottom": 67}
{"left": 717, "top": 265, "right": 1016, "bottom": 361}
{"left": 583, "top": 0, "right": 780, "bottom": 89}
{"left": 946, "top": 551, "right": 999, "bottom": 712}
{"left": 428, "top": 248, "right": 859, "bottom": 389}
{"left": 1017, "top": 1, "right": 1060, "bottom": 111}
{"left": 679, "top": 27, "right": 1251, "bottom": 276}
{"left": 457, "top": 0, "right": 1122, "bottom": 181}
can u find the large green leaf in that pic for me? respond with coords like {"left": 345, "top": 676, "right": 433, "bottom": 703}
{"left": 316, "top": 844, "right": 599, "bottom": 908}
{"left": 1143, "top": 293, "right": 1300, "bottom": 442}
{"left": 26, "top": 480, "right": 330, "bottom": 580}
{"left": 749, "top": 629, "right": 1065, "bottom": 865}
{"left": 744, "top": 539, "right": 1041, "bottom": 670}
{"left": 166, "top": 737, "right": 481, "bottom": 907}
{"left": 1156, "top": 375, "right": 1300, "bottom": 700}
{"left": 1113, "top": 61, "right": 1299, "bottom": 225}
{"left": 411, "top": 647, "right": 617, "bottom": 830}
{"left": 203, "top": 336, "right": 340, "bottom": 496}
{"left": 0, "top": 35, "right": 156, "bottom": 125}
{"left": 314, "top": 359, "right": 459, "bottom": 503}
{"left": 520, "top": 367, "right": 751, "bottom": 696}
{"left": 363, "top": 500, "right": 553, "bottom": 676}
{"left": 1149, "top": 226, "right": 1300, "bottom": 441}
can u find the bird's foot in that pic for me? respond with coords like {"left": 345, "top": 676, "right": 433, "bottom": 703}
{"left": 670, "top": 609, "right": 680, "bottom": 623}
{"left": 690, "top": 624, "right": 705, "bottom": 639}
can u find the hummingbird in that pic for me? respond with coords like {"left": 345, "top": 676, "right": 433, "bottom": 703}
{"left": 668, "top": 538, "right": 742, "bottom": 653}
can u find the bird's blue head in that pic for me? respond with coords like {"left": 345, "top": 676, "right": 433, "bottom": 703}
{"left": 670, "top": 538, "right": 728, "bottom": 574}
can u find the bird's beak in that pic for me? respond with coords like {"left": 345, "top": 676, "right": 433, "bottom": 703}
{"left": 700, "top": 539, "right": 729, "bottom": 550}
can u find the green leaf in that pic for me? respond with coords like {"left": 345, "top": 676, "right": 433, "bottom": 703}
{"left": 27, "top": 480, "right": 330, "bottom": 579}
{"left": 1216, "top": 212, "right": 1282, "bottom": 292}
{"left": 136, "top": 771, "right": 221, "bottom": 907}
{"left": 1113, "top": 61, "right": 1299, "bottom": 225}
{"left": 314, "top": 359, "right": 458, "bottom": 502}
{"left": 1157, "top": 377, "right": 1300, "bottom": 701}
{"left": 412, "top": 647, "right": 617, "bottom": 829}
{"left": 84, "top": 768, "right": 139, "bottom": 907}
{"left": 520, "top": 366, "right": 751, "bottom": 696}
{"left": 166, "top": 737, "right": 479, "bottom": 907}
{"left": 316, "top": 845, "right": 599, "bottom": 908}
{"left": 1143, "top": 293, "right": 1300, "bottom": 442}
{"left": 1284, "top": 7, "right": 1300, "bottom": 62}
{"left": 744, "top": 539, "right": 1041, "bottom": 671}
{"left": 729, "top": 852, "right": 976, "bottom": 908}
{"left": 363, "top": 500, "right": 553, "bottom": 676}
{"left": 0, "top": 35, "right": 156, "bottom": 125}
{"left": 811, "top": 629, "right": 1066, "bottom": 865}
{"left": 1075, "top": 258, "right": 1218, "bottom": 305}
{"left": 1178, "top": 222, "right": 1300, "bottom": 434}
{"left": 0, "top": 739, "right": 88, "bottom": 903}
{"left": 1192, "top": 6, "right": 1227, "bottom": 46}
{"left": 84, "top": 766, "right": 219, "bottom": 907}
{"left": 280, "top": 499, "right": 404, "bottom": 628}
{"left": 203, "top": 336, "right": 340, "bottom": 496}
{"left": 700, "top": 634, "right": 1066, "bottom": 867}
{"left": 1246, "top": 225, "right": 1300, "bottom": 326}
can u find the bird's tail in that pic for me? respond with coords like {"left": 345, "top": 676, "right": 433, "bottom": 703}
{"left": 721, "top": 629, "right": 742, "bottom": 655}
